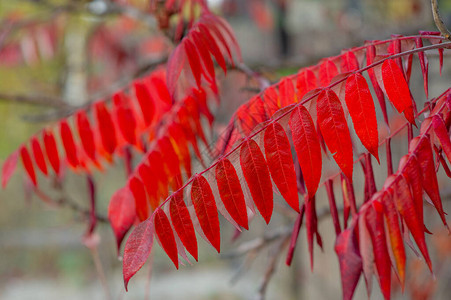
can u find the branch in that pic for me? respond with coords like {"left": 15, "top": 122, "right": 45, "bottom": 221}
{"left": 0, "top": 92, "right": 69, "bottom": 108}
{"left": 431, "top": 0, "right": 451, "bottom": 41}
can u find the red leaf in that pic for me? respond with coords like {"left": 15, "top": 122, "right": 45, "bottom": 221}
{"left": 289, "top": 105, "right": 322, "bottom": 198}
{"left": 113, "top": 92, "right": 137, "bottom": 146}
{"left": 191, "top": 175, "right": 220, "bottom": 252}
{"left": 198, "top": 23, "right": 227, "bottom": 74}
{"left": 380, "top": 192, "right": 406, "bottom": 287}
{"left": 166, "top": 45, "right": 185, "bottom": 95}
{"left": 345, "top": 73, "right": 379, "bottom": 162}
{"left": 392, "top": 174, "right": 432, "bottom": 271}
{"left": 155, "top": 209, "right": 179, "bottom": 269}
{"left": 133, "top": 81, "right": 155, "bottom": 127}
{"left": 169, "top": 192, "right": 198, "bottom": 260}
{"left": 43, "top": 130, "right": 60, "bottom": 175}
{"left": 31, "top": 137, "right": 48, "bottom": 175}
{"left": 20, "top": 145, "right": 37, "bottom": 186}
{"left": 319, "top": 58, "right": 338, "bottom": 86}
{"left": 158, "top": 136, "right": 181, "bottom": 182}
{"left": 215, "top": 158, "right": 249, "bottom": 229}
{"left": 94, "top": 102, "right": 117, "bottom": 157}
{"left": 365, "top": 202, "right": 391, "bottom": 300}
{"left": 191, "top": 31, "right": 216, "bottom": 82}
{"left": 306, "top": 196, "right": 319, "bottom": 270}
{"left": 410, "top": 136, "right": 448, "bottom": 228}
{"left": 76, "top": 111, "right": 97, "bottom": 164}
{"left": 129, "top": 177, "right": 149, "bottom": 222}
{"left": 340, "top": 51, "right": 359, "bottom": 72}
{"left": 279, "top": 77, "right": 296, "bottom": 106}
{"left": 2, "top": 150, "right": 19, "bottom": 188}
{"left": 264, "top": 122, "right": 299, "bottom": 212}
{"left": 335, "top": 218, "right": 362, "bottom": 300}
{"left": 240, "top": 139, "right": 273, "bottom": 224}
{"left": 381, "top": 59, "right": 415, "bottom": 124}
{"left": 108, "top": 187, "right": 136, "bottom": 252}
{"left": 296, "top": 68, "right": 317, "bottom": 100}
{"left": 137, "top": 163, "right": 159, "bottom": 210}
{"left": 432, "top": 115, "right": 451, "bottom": 163}
{"left": 123, "top": 216, "right": 154, "bottom": 291}
{"left": 317, "top": 89, "right": 354, "bottom": 180}
{"left": 60, "top": 120, "right": 79, "bottom": 169}
{"left": 183, "top": 39, "right": 203, "bottom": 88}
{"left": 168, "top": 123, "right": 192, "bottom": 178}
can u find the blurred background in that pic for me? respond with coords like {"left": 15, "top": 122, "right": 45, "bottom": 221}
{"left": 1, "top": 0, "right": 451, "bottom": 299}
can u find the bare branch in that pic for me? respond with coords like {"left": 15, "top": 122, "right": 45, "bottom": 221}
{"left": 431, "top": 0, "right": 451, "bottom": 41}
{"left": 0, "top": 92, "right": 69, "bottom": 108}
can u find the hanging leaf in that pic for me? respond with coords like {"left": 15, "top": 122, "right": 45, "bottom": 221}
{"left": 133, "top": 81, "right": 155, "bottom": 127}
{"left": 129, "top": 177, "right": 149, "bottom": 222}
{"left": 191, "top": 175, "right": 221, "bottom": 252}
{"left": 264, "top": 122, "right": 299, "bottom": 212}
{"left": 60, "top": 120, "right": 79, "bottom": 169}
{"left": 2, "top": 150, "right": 19, "bottom": 188}
{"left": 169, "top": 192, "right": 198, "bottom": 260}
{"left": 155, "top": 209, "right": 179, "bottom": 268}
{"left": 240, "top": 139, "right": 273, "bottom": 223}
{"left": 108, "top": 187, "right": 136, "bottom": 252}
{"left": 20, "top": 145, "right": 37, "bottom": 186}
{"left": 76, "top": 111, "right": 97, "bottom": 164}
{"left": 345, "top": 73, "right": 379, "bottom": 162}
{"left": 31, "top": 137, "right": 48, "bottom": 175}
{"left": 215, "top": 158, "right": 249, "bottom": 229}
{"left": 94, "top": 101, "right": 117, "bottom": 157}
{"left": 42, "top": 130, "right": 60, "bottom": 175}
{"left": 317, "top": 89, "right": 354, "bottom": 180}
{"left": 123, "top": 216, "right": 154, "bottom": 291}
{"left": 432, "top": 115, "right": 451, "bottom": 163}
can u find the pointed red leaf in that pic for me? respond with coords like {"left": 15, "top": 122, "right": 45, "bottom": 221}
{"left": 2, "top": 150, "right": 19, "bottom": 188}
{"left": 31, "top": 137, "right": 48, "bottom": 175}
{"left": 166, "top": 44, "right": 185, "bottom": 95}
{"left": 184, "top": 39, "right": 203, "bottom": 88}
{"left": 137, "top": 163, "right": 159, "bottom": 210}
{"left": 264, "top": 122, "right": 299, "bottom": 212}
{"left": 198, "top": 23, "right": 227, "bottom": 74}
{"left": 169, "top": 192, "right": 198, "bottom": 260}
{"left": 43, "top": 130, "right": 60, "bottom": 175}
{"left": 129, "top": 177, "right": 149, "bottom": 222}
{"left": 345, "top": 73, "right": 379, "bottom": 161}
{"left": 20, "top": 145, "right": 37, "bottom": 186}
{"left": 191, "top": 175, "right": 220, "bottom": 252}
{"left": 240, "top": 139, "right": 273, "bottom": 224}
{"left": 340, "top": 51, "right": 359, "bottom": 72}
{"left": 365, "top": 202, "right": 391, "bottom": 300}
{"left": 289, "top": 105, "right": 322, "bottom": 198}
{"left": 133, "top": 81, "right": 155, "bottom": 127}
{"left": 393, "top": 175, "right": 432, "bottom": 271}
{"left": 335, "top": 219, "right": 362, "bottom": 300}
{"left": 60, "top": 120, "right": 79, "bottom": 169}
{"left": 381, "top": 59, "right": 415, "bottom": 124}
{"left": 113, "top": 92, "right": 137, "bottom": 146}
{"left": 279, "top": 77, "right": 296, "bottom": 106}
{"left": 108, "top": 187, "right": 136, "bottom": 252}
{"left": 155, "top": 208, "right": 179, "bottom": 268}
{"left": 317, "top": 89, "right": 354, "bottom": 180}
{"left": 380, "top": 192, "right": 406, "bottom": 287}
{"left": 168, "top": 123, "right": 192, "bottom": 178}
{"left": 410, "top": 136, "right": 448, "bottom": 228}
{"left": 158, "top": 136, "right": 181, "bottom": 180}
{"left": 296, "top": 68, "right": 317, "bottom": 100}
{"left": 76, "top": 111, "right": 97, "bottom": 163}
{"left": 94, "top": 102, "right": 117, "bottom": 156}
{"left": 191, "top": 31, "right": 215, "bottom": 82}
{"left": 123, "top": 216, "right": 154, "bottom": 291}
{"left": 215, "top": 158, "right": 249, "bottom": 229}
{"left": 432, "top": 115, "right": 451, "bottom": 163}
{"left": 319, "top": 58, "right": 338, "bottom": 87}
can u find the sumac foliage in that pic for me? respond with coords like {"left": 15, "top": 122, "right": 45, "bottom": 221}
{"left": 1, "top": 3, "right": 451, "bottom": 300}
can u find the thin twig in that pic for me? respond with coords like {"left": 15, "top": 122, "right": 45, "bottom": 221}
{"left": 0, "top": 92, "right": 68, "bottom": 108}
{"left": 431, "top": 0, "right": 451, "bottom": 41}
{"left": 89, "top": 244, "right": 112, "bottom": 300}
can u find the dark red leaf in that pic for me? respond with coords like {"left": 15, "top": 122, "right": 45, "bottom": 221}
{"left": 2, "top": 150, "right": 19, "bottom": 188}
{"left": 42, "top": 130, "right": 60, "bottom": 175}
{"left": 215, "top": 158, "right": 249, "bottom": 229}
{"left": 317, "top": 89, "right": 354, "bottom": 180}
{"left": 191, "top": 175, "right": 221, "bottom": 252}
{"left": 432, "top": 115, "right": 451, "bottom": 163}
{"left": 335, "top": 218, "right": 362, "bottom": 300}
{"left": 20, "top": 145, "right": 37, "bottom": 186}
{"left": 123, "top": 215, "right": 154, "bottom": 291}
{"left": 264, "top": 122, "right": 299, "bottom": 212}
{"left": 108, "top": 187, "right": 136, "bottom": 252}
{"left": 60, "top": 120, "right": 79, "bottom": 169}
{"left": 240, "top": 139, "right": 273, "bottom": 224}
{"left": 169, "top": 192, "right": 198, "bottom": 260}
{"left": 129, "top": 177, "right": 149, "bottom": 222}
{"left": 155, "top": 209, "right": 179, "bottom": 269}
{"left": 345, "top": 73, "right": 379, "bottom": 161}
{"left": 94, "top": 101, "right": 117, "bottom": 157}
{"left": 286, "top": 205, "right": 305, "bottom": 266}
{"left": 381, "top": 59, "right": 415, "bottom": 124}
{"left": 289, "top": 105, "right": 322, "bottom": 198}
{"left": 31, "top": 137, "right": 48, "bottom": 175}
